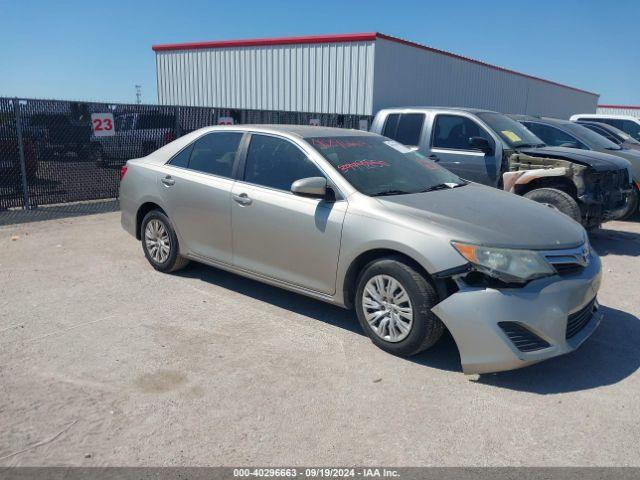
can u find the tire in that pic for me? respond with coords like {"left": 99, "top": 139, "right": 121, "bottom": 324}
{"left": 620, "top": 185, "right": 639, "bottom": 221}
{"left": 524, "top": 188, "right": 582, "bottom": 224}
{"left": 355, "top": 257, "right": 444, "bottom": 357}
{"left": 141, "top": 210, "right": 189, "bottom": 273}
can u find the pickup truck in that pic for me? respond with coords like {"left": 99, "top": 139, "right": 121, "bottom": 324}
{"left": 91, "top": 112, "right": 176, "bottom": 166}
{"left": 371, "top": 107, "right": 633, "bottom": 228}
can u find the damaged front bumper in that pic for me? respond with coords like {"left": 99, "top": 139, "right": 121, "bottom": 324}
{"left": 431, "top": 252, "right": 603, "bottom": 375}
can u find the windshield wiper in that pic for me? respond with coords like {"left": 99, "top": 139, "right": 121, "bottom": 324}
{"left": 419, "top": 182, "right": 467, "bottom": 193}
{"left": 516, "top": 143, "right": 545, "bottom": 148}
{"left": 370, "top": 189, "right": 412, "bottom": 197}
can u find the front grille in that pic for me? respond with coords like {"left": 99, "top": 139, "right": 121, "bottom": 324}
{"left": 498, "top": 322, "right": 550, "bottom": 352}
{"left": 592, "top": 169, "right": 628, "bottom": 190}
{"left": 566, "top": 298, "right": 597, "bottom": 339}
{"left": 543, "top": 244, "right": 590, "bottom": 276}
{"left": 553, "top": 263, "right": 585, "bottom": 276}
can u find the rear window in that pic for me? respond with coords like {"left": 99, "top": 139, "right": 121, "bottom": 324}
{"left": 382, "top": 113, "right": 425, "bottom": 147}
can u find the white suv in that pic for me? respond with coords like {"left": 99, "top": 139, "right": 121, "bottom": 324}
{"left": 570, "top": 114, "right": 640, "bottom": 142}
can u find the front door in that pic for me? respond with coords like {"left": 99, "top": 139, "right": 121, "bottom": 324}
{"left": 231, "top": 133, "right": 346, "bottom": 295}
{"left": 428, "top": 114, "right": 499, "bottom": 186}
{"left": 158, "top": 131, "right": 244, "bottom": 264}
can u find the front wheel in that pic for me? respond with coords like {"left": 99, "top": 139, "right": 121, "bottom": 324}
{"left": 141, "top": 210, "right": 189, "bottom": 273}
{"left": 620, "top": 185, "right": 639, "bottom": 221}
{"left": 355, "top": 257, "right": 444, "bottom": 356}
{"left": 523, "top": 188, "right": 582, "bottom": 224}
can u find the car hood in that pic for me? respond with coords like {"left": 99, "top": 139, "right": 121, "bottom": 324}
{"left": 518, "top": 146, "right": 631, "bottom": 172}
{"left": 597, "top": 148, "right": 640, "bottom": 178}
{"left": 377, "top": 183, "right": 586, "bottom": 250}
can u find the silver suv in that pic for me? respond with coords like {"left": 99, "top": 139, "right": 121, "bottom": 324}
{"left": 120, "top": 125, "right": 603, "bottom": 374}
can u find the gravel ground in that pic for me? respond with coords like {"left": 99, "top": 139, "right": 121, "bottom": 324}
{"left": 1, "top": 212, "right": 639, "bottom": 467}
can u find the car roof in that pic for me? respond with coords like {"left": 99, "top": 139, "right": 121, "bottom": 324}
{"left": 222, "top": 124, "right": 377, "bottom": 138}
{"left": 509, "top": 114, "right": 574, "bottom": 126}
{"left": 378, "top": 106, "right": 499, "bottom": 115}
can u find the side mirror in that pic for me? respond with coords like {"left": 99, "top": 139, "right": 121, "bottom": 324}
{"left": 291, "top": 177, "right": 327, "bottom": 198}
{"left": 469, "top": 136, "right": 493, "bottom": 154}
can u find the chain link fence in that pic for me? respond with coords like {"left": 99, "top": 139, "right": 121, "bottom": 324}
{"left": 0, "top": 97, "right": 371, "bottom": 219}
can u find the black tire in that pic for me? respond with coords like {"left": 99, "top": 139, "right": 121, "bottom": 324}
{"left": 620, "top": 185, "right": 639, "bottom": 221}
{"left": 355, "top": 257, "right": 444, "bottom": 356}
{"left": 140, "top": 210, "right": 189, "bottom": 273}
{"left": 524, "top": 188, "right": 582, "bottom": 224}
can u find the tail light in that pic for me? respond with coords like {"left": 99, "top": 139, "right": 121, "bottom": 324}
{"left": 163, "top": 132, "right": 174, "bottom": 145}
{"left": 120, "top": 165, "right": 128, "bottom": 180}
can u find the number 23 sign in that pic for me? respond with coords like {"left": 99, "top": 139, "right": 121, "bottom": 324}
{"left": 91, "top": 113, "right": 115, "bottom": 137}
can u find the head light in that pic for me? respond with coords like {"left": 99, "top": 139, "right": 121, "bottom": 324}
{"left": 452, "top": 242, "right": 555, "bottom": 283}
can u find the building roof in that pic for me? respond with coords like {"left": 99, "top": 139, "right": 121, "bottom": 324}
{"left": 152, "top": 32, "right": 598, "bottom": 97}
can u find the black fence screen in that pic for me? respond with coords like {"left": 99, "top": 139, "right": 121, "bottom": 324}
{"left": 0, "top": 97, "right": 372, "bottom": 212}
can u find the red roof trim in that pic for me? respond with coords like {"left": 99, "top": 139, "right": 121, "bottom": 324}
{"left": 152, "top": 32, "right": 598, "bottom": 97}
{"left": 598, "top": 104, "right": 640, "bottom": 110}
{"left": 152, "top": 32, "right": 378, "bottom": 52}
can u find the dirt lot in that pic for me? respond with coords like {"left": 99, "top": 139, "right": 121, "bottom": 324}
{"left": 1, "top": 212, "right": 639, "bottom": 466}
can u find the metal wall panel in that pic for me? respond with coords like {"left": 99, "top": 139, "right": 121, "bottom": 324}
{"left": 156, "top": 41, "right": 375, "bottom": 115}
{"left": 597, "top": 106, "right": 640, "bottom": 118}
{"left": 372, "top": 38, "right": 598, "bottom": 119}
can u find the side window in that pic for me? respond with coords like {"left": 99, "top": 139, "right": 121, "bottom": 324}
{"left": 167, "top": 144, "right": 193, "bottom": 168}
{"left": 618, "top": 120, "right": 640, "bottom": 140}
{"left": 382, "top": 114, "right": 400, "bottom": 138}
{"left": 523, "top": 123, "right": 585, "bottom": 149}
{"left": 382, "top": 113, "right": 425, "bottom": 147}
{"left": 244, "top": 134, "right": 324, "bottom": 191}
{"left": 188, "top": 132, "right": 243, "bottom": 178}
{"left": 432, "top": 115, "right": 492, "bottom": 150}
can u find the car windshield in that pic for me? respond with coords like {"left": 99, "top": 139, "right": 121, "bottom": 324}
{"left": 476, "top": 112, "right": 545, "bottom": 148}
{"left": 562, "top": 122, "right": 622, "bottom": 150}
{"left": 588, "top": 123, "right": 639, "bottom": 145}
{"left": 306, "top": 135, "right": 465, "bottom": 196}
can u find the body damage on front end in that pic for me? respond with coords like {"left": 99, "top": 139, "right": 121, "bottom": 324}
{"left": 430, "top": 247, "right": 603, "bottom": 374}
{"left": 502, "top": 151, "right": 631, "bottom": 227}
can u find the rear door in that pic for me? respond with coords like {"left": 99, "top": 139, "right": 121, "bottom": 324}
{"left": 230, "top": 133, "right": 346, "bottom": 294}
{"left": 427, "top": 114, "right": 498, "bottom": 185}
{"left": 158, "top": 131, "right": 244, "bottom": 264}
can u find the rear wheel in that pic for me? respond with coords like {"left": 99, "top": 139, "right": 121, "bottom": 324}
{"left": 141, "top": 210, "right": 189, "bottom": 273}
{"left": 524, "top": 188, "right": 582, "bottom": 224}
{"left": 355, "top": 257, "right": 444, "bottom": 356}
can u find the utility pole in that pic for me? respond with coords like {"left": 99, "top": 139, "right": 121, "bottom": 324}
{"left": 135, "top": 85, "right": 142, "bottom": 104}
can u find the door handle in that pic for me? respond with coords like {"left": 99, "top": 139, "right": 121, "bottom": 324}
{"left": 161, "top": 175, "right": 175, "bottom": 186}
{"left": 233, "top": 193, "right": 252, "bottom": 206}
{"left": 428, "top": 154, "right": 440, "bottom": 162}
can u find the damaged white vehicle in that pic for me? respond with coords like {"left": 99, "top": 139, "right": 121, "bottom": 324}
{"left": 120, "top": 125, "right": 602, "bottom": 374}
{"left": 371, "top": 108, "right": 633, "bottom": 228}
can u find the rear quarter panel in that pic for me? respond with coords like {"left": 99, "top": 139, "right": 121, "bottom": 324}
{"left": 119, "top": 159, "right": 166, "bottom": 238}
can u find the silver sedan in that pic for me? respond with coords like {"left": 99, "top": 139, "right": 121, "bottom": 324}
{"left": 119, "top": 125, "right": 602, "bottom": 374}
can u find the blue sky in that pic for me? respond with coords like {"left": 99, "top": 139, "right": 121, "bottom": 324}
{"left": 1, "top": 0, "right": 638, "bottom": 105}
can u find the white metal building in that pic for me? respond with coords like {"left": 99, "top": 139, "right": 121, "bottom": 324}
{"left": 597, "top": 105, "right": 640, "bottom": 118}
{"left": 153, "top": 32, "right": 599, "bottom": 119}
